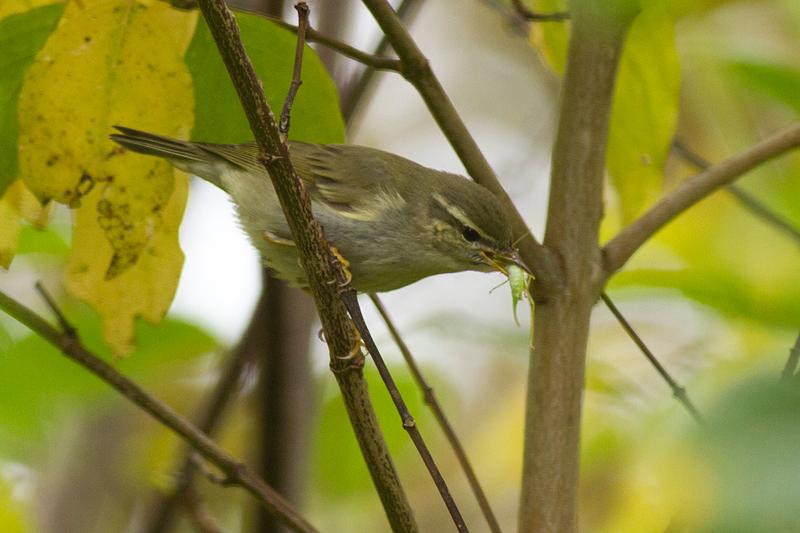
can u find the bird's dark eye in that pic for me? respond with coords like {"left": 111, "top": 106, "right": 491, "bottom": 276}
{"left": 462, "top": 226, "right": 480, "bottom": 242}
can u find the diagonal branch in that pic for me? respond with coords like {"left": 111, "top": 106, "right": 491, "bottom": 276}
{"left": 370, "top": 294, "right": 502, "bottom": 533}
{"left": 673, "top": 140, "right": 800, "bottom": 247}
{"left": 341, "top": 291, "right": 467, "bottom": 531}
{"left": 600, "top": 293, "right": 703, "bottom": 424}
{"left": 0, "top": 288, "right": 317, "bottom": 533}
{"left": 360, "top": 0, "right": 560, "bottom": 291}
{"left": 244, "top": 10, "right": 403, "bottom": 71}
{"left": 342, "top": 0, "right": 422, "bottom": 122}
{"left": 603, "top": 123, "right": 800, "bottom": 276}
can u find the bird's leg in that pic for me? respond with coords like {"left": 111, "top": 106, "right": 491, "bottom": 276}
{"left": 328, "top": 245, "right": 353, "bottom": 287}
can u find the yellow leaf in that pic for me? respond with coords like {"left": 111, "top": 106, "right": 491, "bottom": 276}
{"left": 18, "top": 0, "right": 196, "bottom": 352}
{"left": 528, "top": 0, "right": 569, "bottom": 73}
{"left": 0, "top": 0, "right": 61, "bottom": 20}
{"left": 66, "top": 172, "right": 188, "bottom": 355}
{"left": 0, "top": 180, "right": 50, "bottom": 268}
{"left": 606, "top": 5, "right": 680, "bottom": 222}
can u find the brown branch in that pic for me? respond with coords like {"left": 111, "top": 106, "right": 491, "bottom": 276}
{"left": 138, "top": 299, "right": 261, "bottom": 533}
{"left": 34, "top": 282, "right": 77, "bottom": 339}
{"left": 359, "top": 0, "right": 560, "bottom": 291}
{"left": 180, "top": 486, "right": 224, "bottom": 533}
{"left": 342, "top": 0, "right": 422, "bottom": 123}
{"left": 194, "top": 0, "right": 418, "bottom": 530}
{"left": 341, "top": 291, "right": 467, "bottom": 531}
{"left": 163, "top": 0, "right": 403, "bottom": 71}
{"left": 673, "top": 140, "right": 800, "bottom": 247}
{"left": 510, "top": 0, "right": 570, "bottom": 22}
{"left": 0, "top": 288, "right": 317, "bottom": 533}
{"left": 603, "top": 124, "right": 800, "bottom": 276}
{"left": 245, "top": 10, "right": 403, "bottom": 72}
{"left": 782, "top": 332, "right": 800, "bottom": 381}
{"left": 279, "top": 3, "right": 310, "bottom": 135}
{"left": 600, "top": 293, "right": 703, "bottom": 424}
{"left": 370, "top": 294, "right": 502, "bottom": 533}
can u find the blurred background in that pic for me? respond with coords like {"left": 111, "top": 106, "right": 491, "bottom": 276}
{"left": 1, "top": 0, "right": 799, "bottom": 532}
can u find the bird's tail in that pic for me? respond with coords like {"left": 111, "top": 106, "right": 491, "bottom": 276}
{"left": 110, "top": 126, "right": 225, "bottom": 188}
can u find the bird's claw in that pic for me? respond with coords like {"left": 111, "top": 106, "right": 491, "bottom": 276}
{"left": 329, "top": 245, "right": 353, "bottom": 288}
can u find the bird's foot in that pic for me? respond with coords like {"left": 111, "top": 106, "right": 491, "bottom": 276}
{"left": 331, "top": 325, "right": 365, "bottom": 372}
{"left": 328, "top": 245, "right": 353, "bottom": 288}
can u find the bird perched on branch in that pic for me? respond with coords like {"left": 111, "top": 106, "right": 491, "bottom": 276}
{"left": 111, "top": 126, "right": 528, "bottom": 292}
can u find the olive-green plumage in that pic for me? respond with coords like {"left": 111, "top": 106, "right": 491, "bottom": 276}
{"left": 110, "top": 126, "right": 524, "bottom": 292}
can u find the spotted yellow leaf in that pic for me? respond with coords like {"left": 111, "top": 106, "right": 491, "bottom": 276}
{"left": 17, "top": 0, "right": 196, "bottom": 352}
{"left": 66, "top": 173, "right": 187, "bottom": 354}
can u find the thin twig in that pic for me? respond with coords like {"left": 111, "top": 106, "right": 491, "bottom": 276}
{"left": 280, "top": 2, "right": 310, "bottom": 135}
{"left": 139, "top": 320, "right": 259, "bottom": 533}
{"left": 341, "top": 0, "right": 421, "bottom": 122}
{"left": 782, "top": 332, "right": 800, "bottom": 381}
{"left": 34, "top": 282, "right": 77, "bottom": 339}
{"left": 673, "top": 140, "right": 800, "bottom": 247}
{"left": 340, "top": 289, "right": 467, "bottom": 531}
{"left": 245, "top": 10, "right": 403, "bottom": 71}
{"left": 0, "top": 288, "right": 318, "bottom": 533}
{"left": 600, "top": 293, "right": 703, "bottom": 424}
{"left": 180, "top": 486, "right": 225, "bottom": 533}
{"left": 161, "top": 0, "right": 403, "bottom": 71}
{"left": 370, "top": 294, "right": 502, "bottom": 533}
{"left": 603, "top": 123, "right": 800, "bottom": 276}
{"left": 510, "top": 0, "right": 569, "bottom": 22}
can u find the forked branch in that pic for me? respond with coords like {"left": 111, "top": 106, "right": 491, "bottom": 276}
{"left": 603, "top": 124, "right": 800, "bottom": 276}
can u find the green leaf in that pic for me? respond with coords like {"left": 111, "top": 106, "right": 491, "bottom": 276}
{"left": 693, "top": 376, "right": 800, "bottom": 532}
{"left": 16, "top": 224, "right": 69, "bottom": 256}
{"left": 726, "top": 59, "right": 800, "bottom": 115}
{"left": 311, "top": 365, "right": 441, "bottom": 499}
{"left": 0, "top": 306, "right": 218, "bottom": 456}
{"left": 186, "top": 11, "right": 345, "bottom": 144}
{"left": 0, "top": 3, "right": 64, "bottom": 195}
{"left": 610, "top": 268, "right": 800, "bottom": 330}
{"left": 607, "top": 4, "right": 680, "bottom": 222}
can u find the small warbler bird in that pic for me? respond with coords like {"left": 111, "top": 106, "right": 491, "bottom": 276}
{"left": 110, "top": 126, "right": 527, "bottom": 293}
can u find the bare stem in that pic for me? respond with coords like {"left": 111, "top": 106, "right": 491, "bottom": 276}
{"left": 194, "top": 0, "right": 418, "bottom": 529}
{"left": 673, "top": 140, "right": 800, "bottom": 247}
{"left": 600, "top": 293, "right": 703, "bottom": 423}
{"left": 342, "top": 0, "right": 422, "bottom": 123}
{"left": 370, "top": 294, "right": 502, "bottom": 533}
{"left": 603, "top": 124, "right": 800, "bottom": 276}
{"left": 341, "top": 290, "right": 467, "bottom": 532}
{"left": 247, "top": 10, "right": 403, "bottom": 71}
{"left": 279, "top": 2, "right": 310, "bottom": 135}
{"left": 0, "top": 288, "right": 317, "bottom": 533}
{"left": 139, "top": 307, "right": 260, "bottom": 533}
{"left": 34, "top": 282, "right": 77, "bottom": 338}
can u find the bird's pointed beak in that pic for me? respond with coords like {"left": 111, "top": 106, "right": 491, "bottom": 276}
{"left": 480, "top": 249, "right": 533, "bottom": 277}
